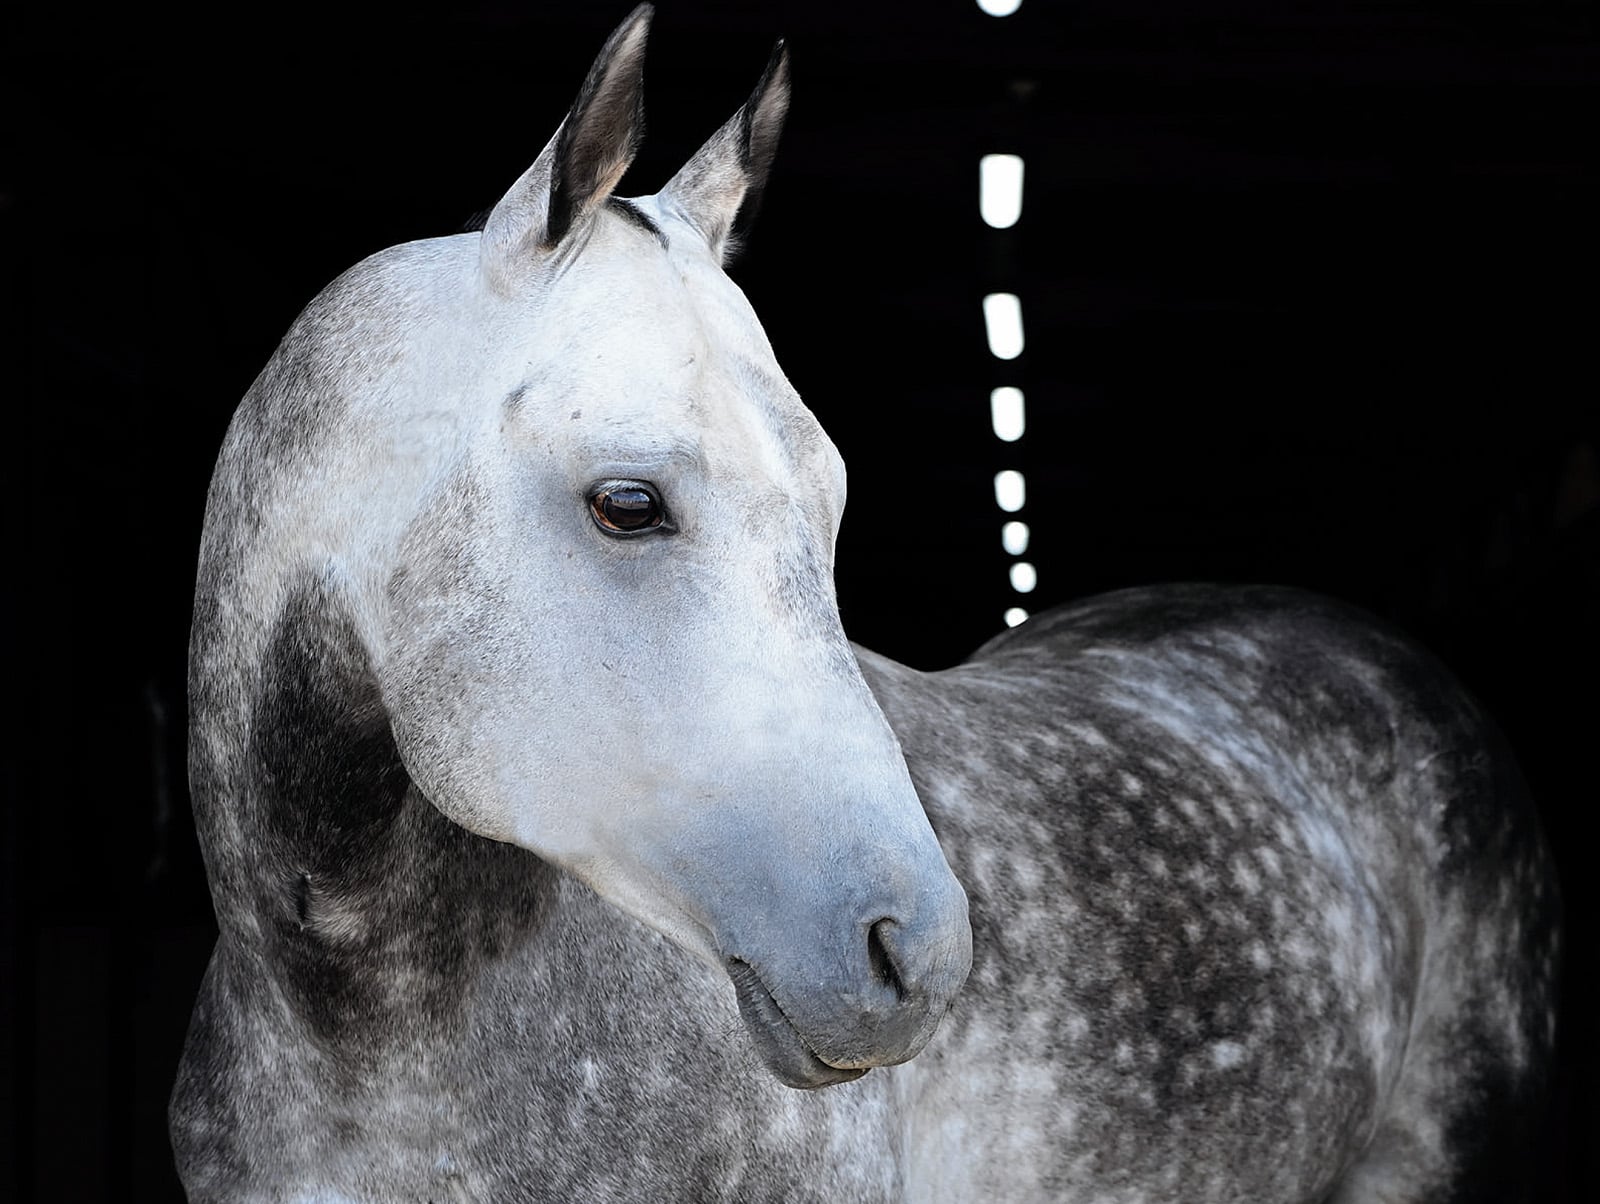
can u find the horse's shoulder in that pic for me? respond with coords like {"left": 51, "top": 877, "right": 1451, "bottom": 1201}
{"left": 862, "top": 583, "right": 1559, "bottom": 1202}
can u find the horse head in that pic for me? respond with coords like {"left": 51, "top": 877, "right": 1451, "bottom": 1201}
{"left": 200, "top": 4, "right": 970, "bottom": 1089}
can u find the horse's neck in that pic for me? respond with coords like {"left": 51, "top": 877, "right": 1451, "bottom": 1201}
{"left": 257, "top": 787, "right": 555, "bottom": 1049}
{"left": 193, "top": 573, "right": 560, "bottom": 1057}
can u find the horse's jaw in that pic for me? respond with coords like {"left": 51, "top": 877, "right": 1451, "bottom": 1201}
{"left": 541, "top": 789, "right": 973, "bottom": 1091}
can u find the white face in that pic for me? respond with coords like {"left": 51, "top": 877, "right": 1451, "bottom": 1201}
{"left": 367, "top": 202, "right": 970, "bottom": 1086}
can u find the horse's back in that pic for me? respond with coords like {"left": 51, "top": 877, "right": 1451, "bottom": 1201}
{"left": 860, "top": 584, "right": 1559, "bottom": 1203}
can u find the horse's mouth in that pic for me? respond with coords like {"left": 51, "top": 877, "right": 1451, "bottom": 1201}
{"left": 727, "top": 959, "right": 868, "bottom": 1090}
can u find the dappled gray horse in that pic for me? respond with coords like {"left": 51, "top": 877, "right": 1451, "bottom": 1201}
{"left": 172, "top": 8, "right": 1560, "bottom": 1201}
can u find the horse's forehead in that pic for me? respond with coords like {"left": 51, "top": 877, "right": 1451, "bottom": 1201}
{"left": 512, "top": 227, "right": 730, "bottom": 387}
{"left": 505, "top": 215, "right": 829, "bottom": 475}
{"left": 552, "top": 208, "right": 750, "bottom": 329}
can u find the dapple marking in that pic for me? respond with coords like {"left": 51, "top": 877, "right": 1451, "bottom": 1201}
{"left": 171, "top": 8, "right": 1559, "bottom": 1201}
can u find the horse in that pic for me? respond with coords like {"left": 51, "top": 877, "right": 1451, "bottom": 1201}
{"left": 170, "top": 7, "right": 1560, "bottom": 1201}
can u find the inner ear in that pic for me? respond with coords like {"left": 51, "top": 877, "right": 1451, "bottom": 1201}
{"left": 544, "top": 5, "right": 652, "bottom": 247}
{"left": 660, "top": 39, "right": 791, "bottom": 261}
{"left": 479, "top": 5, "right": 653, "bottom": 283}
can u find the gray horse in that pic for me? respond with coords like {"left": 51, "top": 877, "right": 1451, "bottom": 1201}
{"left": 171, "top": 8, "right": 1559, "bottom": 1201}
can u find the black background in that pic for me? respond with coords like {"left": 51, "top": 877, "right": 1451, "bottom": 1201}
{"left": 4, "top": 1, "right": 1595, "bottom": 1199}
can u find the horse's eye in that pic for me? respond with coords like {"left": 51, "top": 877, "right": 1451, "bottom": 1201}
{"left": 587, "top": 481, "right": 667, "bottom": 537}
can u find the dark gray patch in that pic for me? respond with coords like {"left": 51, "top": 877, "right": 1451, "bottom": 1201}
{"left": 249, "top": 580, "right": 412, "bottom": 1045}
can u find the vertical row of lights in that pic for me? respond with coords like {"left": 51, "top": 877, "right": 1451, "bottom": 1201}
{"left": 980, "top": 0, "right": 1029, "bottom": 628}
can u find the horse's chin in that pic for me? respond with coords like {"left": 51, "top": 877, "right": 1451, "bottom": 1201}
{"left": 727, "top": 960, "right": 869, "bottom": 1090}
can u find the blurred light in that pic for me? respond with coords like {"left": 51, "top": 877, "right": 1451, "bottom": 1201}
{"left": 994, "top": 470, "right": 1025, "bottom": 513}
{"left": 977, "top": 0, "right": 1023, "bottom": 16}
{"left": 1009, "top": 561, "right": 1038, "bottom": 594}
{"left": 1004, "top": 606, "right": 1029, "bottom": 627}
{"left": 1001, "top": 520, "right": 1030, "bottom": 555}
{"left": 990, "top": 386, "right": 1025, "bottom": 441}
{"left": 979, "top": 154, "right": 1024, "bottom": 228}
{"left": 983, "top": 293, "right": 1024, "bottom": 360}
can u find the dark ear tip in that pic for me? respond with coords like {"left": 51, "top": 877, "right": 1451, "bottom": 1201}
{"left": 754, "top": 37, "right": 791, "bottom": 98}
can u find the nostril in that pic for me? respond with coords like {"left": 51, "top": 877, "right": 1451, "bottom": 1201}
{"left": 866, "top": 918, "right": 907, "bottom": 1001}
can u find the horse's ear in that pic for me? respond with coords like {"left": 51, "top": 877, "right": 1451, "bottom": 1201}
{"left": 660, "top": 39, "right": 790, "bottom": 263}
{"left": 480, "top": 4, "right": 652, "bottom": 283}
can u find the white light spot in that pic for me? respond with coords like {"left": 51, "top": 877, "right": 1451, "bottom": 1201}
{"left": 990, "top": 386, "right": 1026, "bottom": 441}
{"left": 976, "top": 0, "right": 1024, "bottom": 17}
{"left": 1231, "top": 857, "right": 1262, "bottom": 895}
{"left": 994, "top": 469, "right": 1025, "bottom": 512}
{"left": 1211, "top": 1040, "right": 1246, "bottom": 1070}
{"left": 979, "top": 153, "right": 1024, "bottom": 228}
{"left": 1001, "top": 520, "right": 1030, "bottom": 555}
{"left": 1009, "top": 561, "right": 1037, "bottom": 593}
{"left": 983, "top": 292, "right": 1024, "bottom": 360}
{"left": 1004, "top": 606, "right": 1029, "bottom": 628}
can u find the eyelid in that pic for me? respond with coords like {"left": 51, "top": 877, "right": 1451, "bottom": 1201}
{"left": 587, "top": 478, "right": 664, "bottom": 508}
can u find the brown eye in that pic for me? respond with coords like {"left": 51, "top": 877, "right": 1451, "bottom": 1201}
{"left": 587, "top": 481, "right": 667, "bottom": 537}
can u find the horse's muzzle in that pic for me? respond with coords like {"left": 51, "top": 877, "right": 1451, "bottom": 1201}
{"left": 723, "top": 889, "right": 973, "bottom": 1089}
{"left": 728, "top": 959, "right": 868, "bottom": 1088}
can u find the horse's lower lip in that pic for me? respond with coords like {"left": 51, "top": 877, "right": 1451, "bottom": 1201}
{"left": 727, "top": 959, "right": 868, "bottom": 1090}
